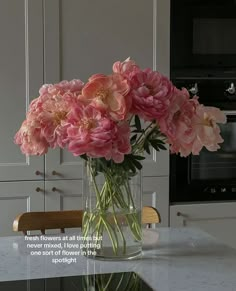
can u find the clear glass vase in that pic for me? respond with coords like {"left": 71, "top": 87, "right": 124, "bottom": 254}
{"left": 82, "top": 272, "right": 145, "bottom": 290}
{"left": 82, "top": 157, "right": 142, "bottom": 260}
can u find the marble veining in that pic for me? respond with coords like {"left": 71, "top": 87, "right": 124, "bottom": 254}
{"left": 0, "top": 228, "right": 236, "bottom": 291}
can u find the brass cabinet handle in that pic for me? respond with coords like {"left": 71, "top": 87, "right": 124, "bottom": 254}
{"left": 51, "top": 170, "right": 63, "bottom": 178}
{"left": 35, "top": 170, "right": 42, "bottom": 176}
{"left": 52, "top": 170, "right": 59, "bottom": 176}
{"left": 177, "top": 212, "right": 188, "bottom": 218}
{"left": 35, "top": 187, "right": 42, "bottom": 192}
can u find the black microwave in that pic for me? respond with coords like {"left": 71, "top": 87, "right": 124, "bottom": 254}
{"left": 170, "top": 0, "right": 236, "bottom": 80}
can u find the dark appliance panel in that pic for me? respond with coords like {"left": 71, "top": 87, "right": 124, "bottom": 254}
{"left": 170, "top": 113, "right": 236, "bottom": 203}
{"left": 171, "top": 0, "right": 236, "bottom": 80}
{"left": 173, "top": 79, "right": 236, "bottom": 110}
{"left": 170, "top": 0, "right": 236, "bottom": 203}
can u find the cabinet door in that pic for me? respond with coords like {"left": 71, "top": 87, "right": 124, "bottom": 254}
{"left": 0, "top": 181, "right": 44, "bottom": 236}
{"left": 43, "top": 0, "right": 170, "bottom": 179}
{"left": 170, "top": 203, "right": 236, "bottom": 249}
{"left": 45, "top": 180, "right": 82, "bottom": 211}
{"left": 43, "top": 0, "right": 84, "bottom": 180}
{"left": 0, "top": 0, "right": 44, "bottom": 181}
{"left": 143, "top": 177, "right": 169, "bottom": 227}
{"left": 45, "top": 178, "right": 169, "bottom": 227}
{"left": 143, "top": 0, "right": 170, "bottom": 177}
{"left": 45, "top": 149, "right": 83, "bottom": 180}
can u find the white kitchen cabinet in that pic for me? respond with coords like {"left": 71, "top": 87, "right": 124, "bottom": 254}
{"left": 0, "top": 181, "right": 44, "bottom": 236}
{"left": 0, "top": 0, "right": 171, "bottom": 236}
{"left": 143, "top": 177, "right": 169, "bottom": 227}
{"left": 0, "top": 0, "right": 44, "bottom": 182}
{"left": 44, "top": 177, "right": 169, "bottom": 227}
{"left": 0, "top": 0, "right": 171, "bottom": 182}
{"left": 43, "top": 0, "right": 170, "bottom": 180}
{"left": 45, "top": 149, "right": 83, "bottom": 180}
{"left": 43, "top": 0, "right": 171, "bottom": 180}
{"left": 0, "top": 180, "right": 84, "bottom": 236}
{"left": 45, "top": 179, "right": 83, "bottom": 211}
{"left": 170, "top": 203, "right": 236, "bottom": 249}
{"left": 0, "top": 0, "right": 83, "bottom": 182}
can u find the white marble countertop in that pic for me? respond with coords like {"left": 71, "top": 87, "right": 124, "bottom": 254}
{"left": 0, "top": 227, "right": 236, "bottom": 290}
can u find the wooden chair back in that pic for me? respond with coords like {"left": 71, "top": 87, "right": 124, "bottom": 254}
{"left": 142, "top": 206, "right": 161, "bottom": 227}
{"left": 13, "top": 210, "right": 83, "bottom": 235}
{"left": 13, "top": 206, "right": 161, "bottom": 235}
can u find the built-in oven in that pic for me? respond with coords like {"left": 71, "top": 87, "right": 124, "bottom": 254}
{"left": 172, "top": 79, "right": 236, "bottom": 110}
{"left": 170, "top": 111, "right": 236, "bottom": 203}
{"left": 170, "top": 0, "right": 236, "bottom": 80}
{"left": 170, "top": 0, "right": 236, "bottom": 203}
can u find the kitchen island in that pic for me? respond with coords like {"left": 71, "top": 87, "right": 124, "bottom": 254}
{"left": 0, "top": 228, "right": 236, "bottom": 290}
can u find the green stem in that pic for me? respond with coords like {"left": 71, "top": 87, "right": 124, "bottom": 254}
{"left": 133, "top": 122, "right": 157, "bottom": 154}
{"left": 135, "top": 121, "right": 153, "bottom": 143}
{"left": 124, "top": 180, "right": 135, "bottom": 209}
{"left": 106, "top": 178, "right": 126, "bottom": 254}
{"left": 88, "top": 162, "right": 102, "bottom": 209}
{"left": 100, "top": 215, "right": 118, "bottom": 254}
{"left": 115, "top": 273, "right": 125, "bottom": 291}
{"left": 83, "top": 157, "right": 142, "bottom": 256}
{"left": 103, "top": 273, "right": 114, "bottom": 291}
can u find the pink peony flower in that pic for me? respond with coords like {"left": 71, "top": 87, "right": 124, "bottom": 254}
{"left": 22, "top": 90, "right": 81, "bottom": 152}
{"left": 39, "top": 79, "right": 84, "bottom": 97}
{"left": 158, "top": 88, "right": 193, "bottom": 139}
{"left": 192, "top": 105, "right": 226, "bottom": 153}
{"left": 112, "top": 57, "right": 141, "bottom": 80}
{"left": 129, "top": 68, "right": 175, "bottom": 121}
{"left": 65, "top": 104, "right": 131, "bottom": 162}
{"left": 34, "top": 92, "right": 79, "bottom": 148}
{"left": 159, "top": 88, "right": 226, "bottom": 156}
{"left": 104, "top": 122, "right": 131, "bottom": 163}
{"left": 66, "top": 105, "right": 113, "bottom": 157}
{"left": 14, "top": 120, "right": 49, "bottom": 155}
{"left": 14, "top": 58, "right": 226, "bottom": 162}
{"left": 21, "top": 79, "right": 85, "bottom": 151}
{"left": 162, "top": 91, "right": 199, "bottom": 157}
{"left": 79, "top": 74, "right": 131, "bottom": 121}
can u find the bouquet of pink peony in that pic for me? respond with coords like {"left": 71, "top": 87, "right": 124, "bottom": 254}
{"left": 15, "top": 58, "right": 226, "bottom": 159}
{"left": 15, "top": 58, "right": 226, "bottom": 258}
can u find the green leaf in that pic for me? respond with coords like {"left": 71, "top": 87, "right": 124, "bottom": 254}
{"left": 149, "top": 140, "right": 160, "bottom": 151}
{"left": 156, "top": 139, "right": 166, "bottom": 144}
{"left": 144, "top": 141, "right": 151, "bottom": 154}
{"left": 127, "top": 160, "right": 136, "bottom": 173}
{"left": 80, "top": 154, "right": 88, "bottom": 161}
{"left": 126, "top": 154, "right": 143, "bottom": 171}
{"left": 132, "top": 155, "right": 145, "bottom": 160}
{"left": 121, "top": 155, "right": 137, "bottom": 173}
{"left": 131, "top": 158, "right": 143, "bottom": 170}
{"left": 149, "top": 140, "right": 167, "bottom": 151}
{"left": 130, "top": 134, "right": 137, "bottom": 144}
{"left": 134, "top": 115, "right": 141, "bottom": 131}
{"left": 157, "top": 143, "right": 167, "bottom": 150}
